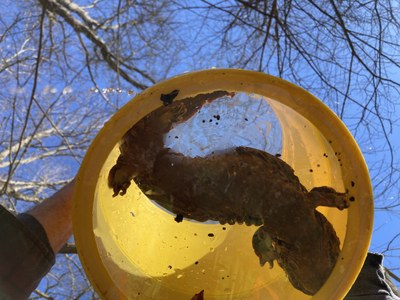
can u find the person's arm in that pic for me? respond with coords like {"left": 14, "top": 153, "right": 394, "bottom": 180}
{"left": 26, "top": 179, "right": 75, "bottom": 253}
{"left": 0, "top": 180, "right": 75, "bottom": 300}
{"left": 345, "top": 253, "right": 400, "bottom": 300}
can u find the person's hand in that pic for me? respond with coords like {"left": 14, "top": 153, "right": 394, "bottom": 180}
{"left": 27, "top": 179, "right": 75, "bottom": 253}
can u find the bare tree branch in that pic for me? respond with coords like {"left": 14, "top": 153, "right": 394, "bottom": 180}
{"left": 39, "top": 0, "right": 150, "bottom": 90}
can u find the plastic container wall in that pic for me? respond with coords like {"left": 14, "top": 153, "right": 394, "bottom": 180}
{"left": 73, "top": 69, "right": 373, "bottom": 300}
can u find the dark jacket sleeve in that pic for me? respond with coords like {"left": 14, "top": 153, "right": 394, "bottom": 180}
{"left": 345, "top": 252, "right": 400, "bottom": 300}
{"left": 0, "top": 205, "right": 55, "bottom": 300}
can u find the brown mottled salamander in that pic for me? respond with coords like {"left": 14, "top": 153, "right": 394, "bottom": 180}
{"left": 108, "top": 91, "right": 349, "bottom": 295}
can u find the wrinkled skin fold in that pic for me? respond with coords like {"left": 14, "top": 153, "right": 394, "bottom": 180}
{"left": 108, "top": 91, "right": 350, "bottom": 295}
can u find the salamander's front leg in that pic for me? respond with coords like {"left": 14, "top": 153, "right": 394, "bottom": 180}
{"left": 308, "top": 186, "right": 350, "bottom": 210}
{"left": 252, "top": 226, "right": 278, "bottom": 268}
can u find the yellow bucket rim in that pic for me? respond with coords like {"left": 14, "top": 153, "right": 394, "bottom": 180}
{"left": 73, "top": 68, "right": 373, "bottom": 299}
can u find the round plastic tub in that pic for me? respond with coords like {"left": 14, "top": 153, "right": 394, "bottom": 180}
{"left": 73, "top": 69, "right": 373, "bottom": 299}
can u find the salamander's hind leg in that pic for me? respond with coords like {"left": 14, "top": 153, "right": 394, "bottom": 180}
{"left": 308, "top": 186, "right": 349, "bottom": 210}
{"left": 252, "top": 226, "right": 278, "bottom": 268}
{"left": 109, "top": 163, "right": 133, "bottom": 196}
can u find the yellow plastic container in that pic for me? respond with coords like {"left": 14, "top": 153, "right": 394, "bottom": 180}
{"left": 73, "top": 69, "right": 373, "bottom": 299}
